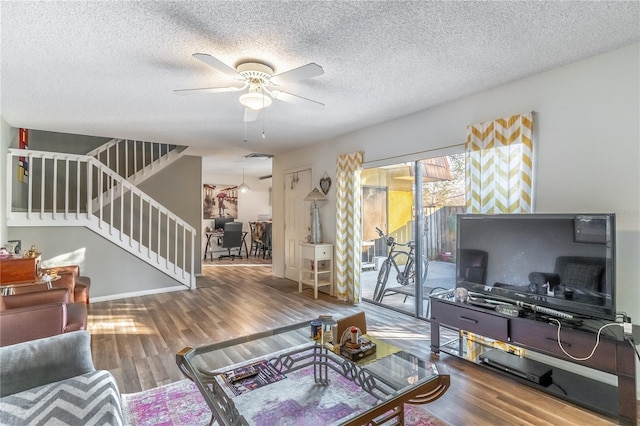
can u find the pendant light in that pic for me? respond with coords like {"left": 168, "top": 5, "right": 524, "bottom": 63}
{"left": 238, "top": 168, "right": 250, "bottom": 193}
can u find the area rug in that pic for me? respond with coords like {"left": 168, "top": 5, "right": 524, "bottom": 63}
{"left": 122, "top": 376, "right": 448, "bottom": 426}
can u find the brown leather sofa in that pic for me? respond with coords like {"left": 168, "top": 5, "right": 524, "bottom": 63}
{"left": 48, "top": 264, "right": 91, "bottom": 304}
{"left": 0, "top": 288, "right": 87, "bottom": 347}
{"left": 11, "top": 264, "right": 91, "bottom": 304}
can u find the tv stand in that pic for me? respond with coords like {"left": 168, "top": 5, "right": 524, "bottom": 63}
{"left": 430, "top": 297, "right": 638, "bottom": 425}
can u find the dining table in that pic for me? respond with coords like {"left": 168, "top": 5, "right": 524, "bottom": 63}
{"left": 204, "top": 230, "right": 249, "bottom": 260}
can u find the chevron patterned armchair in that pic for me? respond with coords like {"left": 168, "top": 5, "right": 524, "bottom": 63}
{"left": 0, "top": 331, "right": 124, "bottom": 425}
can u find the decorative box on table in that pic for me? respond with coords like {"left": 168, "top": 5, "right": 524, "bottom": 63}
{"left": 339, "top": 336, "right": 377, "bottom": 361}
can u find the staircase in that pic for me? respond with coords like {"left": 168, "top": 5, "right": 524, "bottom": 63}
{"left": 6, "top": 147, "right": 196, "bottom": 288}
{"left": 88, "top": 139, "right": 186, "bottom": 185}
{"left": 87, "top": 139, "right": 187, "bottom": 212}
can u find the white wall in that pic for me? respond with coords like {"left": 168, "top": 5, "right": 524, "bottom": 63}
{"left": 273, "top": 44, "right": 640, "bottom": 322}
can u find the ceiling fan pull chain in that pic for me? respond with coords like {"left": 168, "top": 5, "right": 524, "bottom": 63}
{"left": 262, "top": 90, "right": 267, "bottom": 139}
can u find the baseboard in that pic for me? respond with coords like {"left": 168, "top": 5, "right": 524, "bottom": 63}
{"left": 202, "top": 263, "right": 270, "bottom": 267}
{"left": 91, "top": 285, "right": 189, "bottom": 303}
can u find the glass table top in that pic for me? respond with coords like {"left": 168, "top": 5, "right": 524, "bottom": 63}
{"left": 177, "top": 318, "right": 449, "bottom": 426}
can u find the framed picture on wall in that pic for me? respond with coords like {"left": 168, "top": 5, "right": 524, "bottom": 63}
{"left": 203, "top": 184, "right": 239, "bottom": 219}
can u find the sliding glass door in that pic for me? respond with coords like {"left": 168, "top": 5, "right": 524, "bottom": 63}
{"left": 360, "top": 153, "right": 465, "bottom": 319}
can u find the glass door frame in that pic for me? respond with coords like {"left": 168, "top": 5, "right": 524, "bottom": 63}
{"left": 361, "top": 149, "right": 464, "bottom": 321}
{"left": 412, "top": 161, "right": 426, "bottom": 318}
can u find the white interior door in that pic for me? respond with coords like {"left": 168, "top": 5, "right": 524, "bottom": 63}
{"left": 284, "top": 169, "right": 312, "bottom": 281}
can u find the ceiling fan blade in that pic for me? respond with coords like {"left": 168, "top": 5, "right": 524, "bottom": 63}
{"left": 243, "top": 107, "right": 258, "bottom": 122}
{"left": 174, "top": 83, "right": 248, "bottom": 95}
{"left": 271, "top": 90, "right": 324, "bottom": 107}
{"left": 193, "top": 53, "right": 245, "bottom": 81}
{"left": 270, "top": 63, "right": 324, "bottom": 86}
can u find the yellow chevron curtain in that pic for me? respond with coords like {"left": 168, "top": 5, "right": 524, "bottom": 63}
{"left": 335, "top": 151, "right": 363, "bottom": 303}
{"left": 464, "top": 113, "right": 533, "bottom": 358}
{"left": 465, "top": 113, "right": 534, "bottom": 214}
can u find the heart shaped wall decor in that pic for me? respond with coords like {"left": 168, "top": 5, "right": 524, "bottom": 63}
{"left": 319, "top": 175, "right": 331, "bottom": 195}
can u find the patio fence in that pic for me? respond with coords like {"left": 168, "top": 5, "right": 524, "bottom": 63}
{"left": 423, "top": 205, "right": 465, "bottom": 260}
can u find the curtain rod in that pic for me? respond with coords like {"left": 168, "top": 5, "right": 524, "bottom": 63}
{"left": 363, "top": 112, "right": 534, "bottom": 166}
{"left": 363, "top": 142, "right": 464, "bottom": 166}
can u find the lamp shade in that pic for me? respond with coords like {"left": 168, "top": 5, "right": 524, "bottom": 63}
{"left": 304, "top": 187, "right": 327, "bottom": 202}
{"left": 239, "top": 92, "right": 272, "bottom": 111}
{"left": 238, "top": 168, "right": 250, "bottom": 193}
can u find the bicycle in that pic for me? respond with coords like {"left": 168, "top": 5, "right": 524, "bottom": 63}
{"left": 371, "top": 227, "right": 429, "bottom": 303}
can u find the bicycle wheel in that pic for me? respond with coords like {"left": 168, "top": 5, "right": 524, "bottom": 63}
{"left": 398, "top": 257, "right": 415, "bottom": 286}
{"left": 389, "top": 251, "right": 410, "bottom": 285}
{"left": 401, "top": 255, "right": 428, "bottom": 286}
{"left": 420, "top": 255, "right": 429, "bottom": 283}
{"left": 372, "top": 260, "right": 391, "bottom": 302}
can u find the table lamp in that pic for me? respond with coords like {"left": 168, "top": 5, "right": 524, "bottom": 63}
{"left": 304, "top": 187, "right": 327, "bottom": 244}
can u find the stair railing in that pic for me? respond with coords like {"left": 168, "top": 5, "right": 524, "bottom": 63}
{"left": 87, "top": 139, "right": 184, "bottom": 212}
{"left": 6, "top": 148, "right": 195, "bottom": 288}
{"left": 87, "top": 138, "right": 179, "bottom": 182}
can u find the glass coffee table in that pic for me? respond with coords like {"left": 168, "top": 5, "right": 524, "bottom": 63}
{"left": 176, "top": 319, "right": 449, "bottom": 425}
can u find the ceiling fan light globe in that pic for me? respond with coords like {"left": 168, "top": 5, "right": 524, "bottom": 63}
{"left": 239, "top": 93, "right": 272, "bottom": 111}
{"left": 238, "top": 183, "right": 250, "bottom": 193}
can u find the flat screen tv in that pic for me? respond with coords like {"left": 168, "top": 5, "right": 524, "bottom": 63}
{"left": 456, "top": 213, "right": 616, "bottom": 321}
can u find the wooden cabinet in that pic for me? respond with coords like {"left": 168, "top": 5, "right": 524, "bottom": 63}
{"left": 430, "top": 297, "right": 637, "bottom": 425}
{"left": 430, "top": 300, "right": 509, "bottom": 342}
{"left": 298, "top": 243, "right": 333, "bottom": 299}
{"left": 0, "top": 256, "right": 39, "bottom": 284}
{"left": 509, "top": 319, "right": 617, "bottom": 372}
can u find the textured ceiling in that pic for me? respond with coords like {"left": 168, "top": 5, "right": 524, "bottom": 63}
{"left": 1, "top": 1, "right": 639, "bottom": 177}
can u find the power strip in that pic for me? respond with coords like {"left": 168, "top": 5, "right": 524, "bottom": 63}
{"left": 515, "top": 301, "right": 573, "bottom": 320}
{"left": 533, "top": 304, "right": 573, "bottom": 320}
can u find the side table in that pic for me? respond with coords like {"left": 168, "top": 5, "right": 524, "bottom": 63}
{"left": 299, "top": 243, "right": 334, "bottom": 299}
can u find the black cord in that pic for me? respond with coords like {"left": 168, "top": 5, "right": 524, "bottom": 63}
{"left": 548, "top": 319, "right": 619, "bottom": 361}
{"left": 627, "top": 338, "right": 640, "bottom": 362}
{"left": 550, "top": 380, "right": 568, "bottom": 396}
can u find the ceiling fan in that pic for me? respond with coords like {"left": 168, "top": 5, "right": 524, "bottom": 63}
{"left": 175, "top": 53, "right": 325, "bottom": 122}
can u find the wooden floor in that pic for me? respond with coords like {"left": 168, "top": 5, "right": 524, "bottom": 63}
{"left": 201, "top": 251, "right": 272, "bottom": 265}
{"left": 88, "top": 265, "right": 633, "bottom": 425}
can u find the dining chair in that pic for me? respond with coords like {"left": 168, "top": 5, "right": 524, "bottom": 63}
{"left": 248, "top": 222, "right": 263, "bottom": 257}
{"left": 260, "top": 222, "right": 272, "bottom": 259}
{"left": 219, "top": 222, "right": 244, "bottom": 260}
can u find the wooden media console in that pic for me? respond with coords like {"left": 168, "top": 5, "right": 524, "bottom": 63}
{"left": 430, "top": 296, "right": 638, "bottom": 425}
